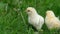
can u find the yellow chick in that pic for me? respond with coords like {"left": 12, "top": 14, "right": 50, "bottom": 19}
{"left": 26, "top": 7, "right": 44, "bottom": 31}
{"left": 45, "top": 10, "right": 60, "bottom": 30}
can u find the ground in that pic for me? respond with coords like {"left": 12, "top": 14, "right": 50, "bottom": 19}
{"left": 0, "top": 0, "right": 60, "bottom": 34}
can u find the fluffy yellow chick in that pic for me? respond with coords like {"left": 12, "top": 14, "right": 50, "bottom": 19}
{"left": 45, "top": 10, "right": 60, "bottom": 30}
{"left": 26, "top": 7, "right": 44, "bottom": 31}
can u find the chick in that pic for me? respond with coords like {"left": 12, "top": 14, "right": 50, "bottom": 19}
{"left": 45, "top": 10, "right": 60, "bottom": 30}
{"left": 26, "top": 7, "right": 44, "bottom": 31}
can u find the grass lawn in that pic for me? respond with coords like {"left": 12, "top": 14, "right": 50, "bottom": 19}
{"left": 0, "top": 0, "right": 60, "bottom": 34}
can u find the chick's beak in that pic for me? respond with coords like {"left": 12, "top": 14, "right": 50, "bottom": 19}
{"left": 25, "top": 9, "right": 27, "bottom": 13}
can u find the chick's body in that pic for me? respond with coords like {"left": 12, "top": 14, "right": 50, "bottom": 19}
{"left": 26, "top": 7, "right": 44, "bottom": 31}
{"left": 45, "top": 10, "right": 60, "bottom": 30}
{"left": 28, "top": 14, "right": 44, "bottom": 30}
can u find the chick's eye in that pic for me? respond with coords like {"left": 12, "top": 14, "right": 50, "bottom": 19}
{"left": 27, "top": 10, "right": 30, "bottom": 12}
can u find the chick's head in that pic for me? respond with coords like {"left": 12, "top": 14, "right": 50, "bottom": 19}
{"left": 26, "top": 7, "right": 37, "bottom": 15}
{"left": 46, "top": 10, "right": 55, "bottom": 17}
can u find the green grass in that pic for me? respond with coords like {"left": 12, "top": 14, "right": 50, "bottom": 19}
{"left": 0, "top": 0, "right": 60, "bottom": 34}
